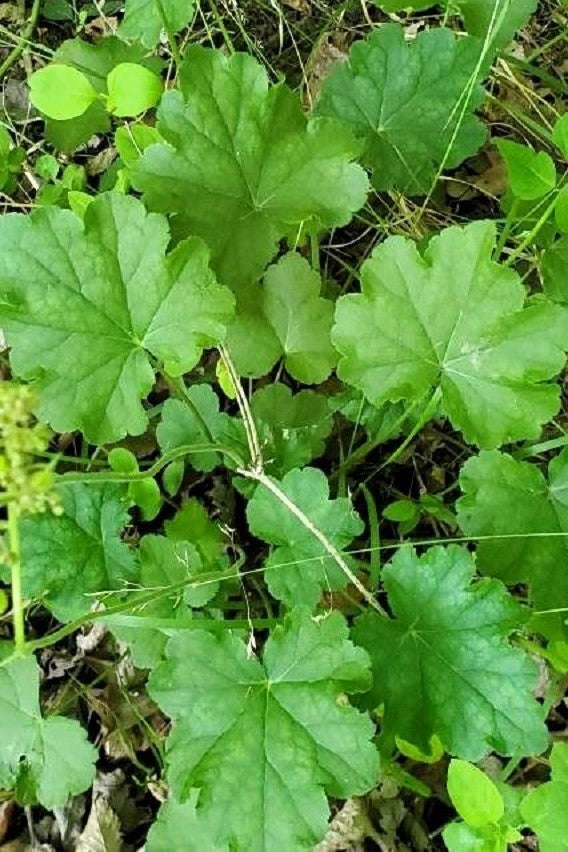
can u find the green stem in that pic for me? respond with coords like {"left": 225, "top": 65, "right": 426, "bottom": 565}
{"left": 504, "top": 188, "right": 563, "bottom": 268}
{"left": 206, "top": 0, "right": 235, "bottom": 53}
{"left": 494, "top": 197, "right": 520, "bottom": 258}
{"left": 8, "top": 503, "right": 25, "bottom": 655}
{"left": 155, "top": 0, "right": 182, "bottom": 70}
{"left": 0, "top": 0, "right": 41, "bottom": 80}
{"left": 373, "top": 389, "right": 442, "bottom": 474}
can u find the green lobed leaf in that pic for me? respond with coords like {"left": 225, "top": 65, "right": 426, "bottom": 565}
{"left": 353, "top": 545, "right": 548, "bottom": 760}
{"left": 496, "top": 139, "right": 556, "bottom": 200}
{"left": 520, "top": 743, "right": 568, "bottom": 852}
{"left": 332, "top": 220, "right": 568, "bottom": 449}
{"left": 228, "top": 252, "right": 337, "bottom": 379}
{"left": 0, "top": 193, "right": 234, "bottom": 445}
{"left": 118, "top": 0, "right": 196, "bottom": 50}
{"left": 146, "top": 794, "right": 227, "bottom": 852}
{"left": 246, "top": 467, "right": 364, "bottom": 608}
{"left": 457, "top": 449, "right": 568, "bottom": 639}
{"left": 457, "top": 0, "right": 538, "bottom": 50}
{"left": 542, "top": 236, "right": 568, "bottom": 304}
{"left": 148, "top": 608, "right": 379, "bottom": 851}
{"left": 13, "top": 482, "right": 138, "bottom": 622}
{"left": 0, "top": 655, "right": 96, "bottom": 808}
{"left": 315, "top": 24, "right": 487, "bottom": 194}
{"left": 133, "top": 46, "right": 368, "bottom": 290}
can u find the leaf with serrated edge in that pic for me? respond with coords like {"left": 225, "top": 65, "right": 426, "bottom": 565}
{"left": 353, "top": 545, "right": 548, "bottom": 760}
{"left": 119, "top": 0, "right": 196, "bottom": 50}
{"left": 0, "top": 193, "right": 234, "bottom": 445}
{"left": 457, "top": 449, "right": 568, "bottom": 639}
{"left": 133, "top": 47, "right": 368, "bottom": 291}
{"left": 246, "top": 467, "right": 364, "bottom": 608}
{"left": 315, "top": 25, "right": 486, "bottom": 194}
{"left": 332, "top": 220, "right": 568, "bottom": 449}
{"left": 0, "top": 655, "right": 96, "bottom": 808}
{"left": 148, "top": 608, "right": 378, "bottom": 851}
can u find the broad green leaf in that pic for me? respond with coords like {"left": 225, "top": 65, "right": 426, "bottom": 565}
{"left": 146, "top": 794, "right": 227, "bottom": 852}
{"left": 353, "top": 546, "right": 548, "bottom": 760}
{"left": 553, "top": 113, "right": 568, "bottom": 158}
{"left": 0, "top": 655, "right": 96, "bottom": 807}
{"left": 447, "top": 760, "right": 504, "bottom": 827}
{"left": 332, "top": 220, "right": 568, "bottom": 449}
{"left": 457, "top": 0, "right": 537, "bottom": 50}
{"left": 542, "top": 236, "right": 568, "bottom": 303}
{"left": 442, "top": 821, "right": 501, "bottom": 852}
{"left": 228, "top": 252, "right": 337, "bottom": 379}
{"left": 134, "top": 46, "right": 368, "bottom": 290}
{"left": 520, "top": 743, "right": 568, "bottom": 852}
{"left": 496, "top": 139, "right": 556, "bottom": 200}
{"left": 106, "top": 63, "right": 163, "bottom": 117}
{"left": 109, "top": 535, "right": 214, "bottom": 669}
{"left": 555, "top": 185, "right": 568, "bottom": 233}
{"left": 156, "top": 384, "right": 246, "bottom": 472}
{"left": 114, "top": 123, "right": 162, "bottom": 168}
{"left": 246, "top": 467, "right": 364, "bottom": 608}
{"left": 148, "top": 608, "right": 379, "bottom": 851}
{"left": 13, "top": 482, "right": 138, "bottom": 622}
{"left": 43, "top": 37, "right": 156, "bottom": 151}
{"left": 457, "top": 449, "right": 568, "bottom": 639}
{"left": 28, "top": 65, "right": 97, "bottom": 120}
{"left": 250, "top": 383, "right": 332, "bottom": 478}
{"left": 315, "top": 25, "right": 486, "bottom": 194}
{"left": 165, "top": 498, "right": 228, "bottom": 581}
{"left": 0, "top": 193, "right": 234, "bottom": 444}
{"left": 119, "top": 0, "right": 196, "bottom": 50}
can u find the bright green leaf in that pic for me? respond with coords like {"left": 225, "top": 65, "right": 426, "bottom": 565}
{"left": 353, "top": 545, "right": 548, "bottom": 760}
{"left": 457, "top": 449, "right": 568, "bottom": 639}
{"left": 555, "top": 185, "right": 568, "bottom": 233}
{"left": 315, "top": 25, "right": 487, "bottom": 194}
{"left": 520, "top": 743, "right": 568, "bottom": 852}
{"left": 13, "top": 483, "right": 138, "bottom": 622}
{"left": 148, "top": 608, "right": 379, "bottom": 851}
{"left": 134, "top": 46, "right": 368, "bottom": 290}
{"left": 552, "top": 113, "right": 568, "bottom": 158}
{"left": 106, "top": 63, "right": 163, "bottom": 117}
{"left": 457, "top": 0, "right": 538, "bottom": 50}
{"left": 114, "top": 123, "right": 162, "bottom": 168}
{"left": 442, "top": 821, "right": 499, "bottom": 852}
{"left": 0, "top": 655, "right": 96, "bottom": 807}
{"left": 0, "top": 193, "right": 234, "bottom": 444}
{"left": 165, "top": 497, "right": 228, "bottom": 580}
{"left": 246, "top": 467, "right": 364, "bottom": 608}
{"left": 119, "top": 0, "right": 196, "bottom": 50}
{"left": 542, "top": 236, "right": 568, "bottom": 303}
{"left": 447, "top": 760, "right": 504, "bottom": 827}
{"left": 496, "top": 139, "right": 556, "bottom": 200}
{"left": 28, "top": 64, "right": 97, "bottom": 120}
{"left": 383, "top": 500, "right": 419, "bottom": 523}
{"left": 332, "top": 220, "right": 568, "bottom": 449}
{"left": 130, "top": 477, "right": 162, "bottom": 521}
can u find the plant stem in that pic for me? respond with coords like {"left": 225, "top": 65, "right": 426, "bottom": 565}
{"left": 0, "top": 0, "right": 41, "bottom": 80}
{"left": 155, "top": 0, "right": 182, "bottom": 71}
{"left": 494, "top": 197, "right": 520, "bottom": 259}
{"left": 219, "top": 345, "right": 263, "bottom": 471}
{"left": 7, "top": 503, "right": 25, "bottom": 655}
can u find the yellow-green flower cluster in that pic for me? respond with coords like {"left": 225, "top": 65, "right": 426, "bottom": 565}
{"left": 0, "top": 383, "right": 61, "bottom": 515}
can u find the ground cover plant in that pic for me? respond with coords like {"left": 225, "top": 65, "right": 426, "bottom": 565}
{"left": 0, "top": 0, "right": 567, "bottom": 849}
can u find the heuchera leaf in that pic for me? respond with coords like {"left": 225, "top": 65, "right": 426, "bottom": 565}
{"left": 315, "top": 25, "right": 487, "bottom": 194}
{"left": 119, "top": 0, "right": 196, "bottom": 50}
{"left": 520, "top": 743, "right": 568, "bottom": 852}
{"left": 148, "top": 608, "right": 379, "bottom": 851}
{"left": 0, "top": 655, "right": 96, "bottom": 808}
{"left": 133, "top": 46, "right": 368, "bottom": 290}
{"left": 15, "top": 482, "right": 137, "bottom": 622}
{"left": 457, "top": 0, "right": 537, "bottom": 50}
{"left": 146, "top": 794, "right": 227, "bottom": 852}
{"left": 542, "top": 236, "right": 568, "bottom": 304}
{"left": 353, "top": 546, "right": 548, "bottom": 760}
{"left": 246, "top": 467, "right": 364, "bottom": 608}
{"left": 332, "top": 220, "right": 568, "bottom": 449}
{"left": 227, "top": 252, "right": 337, "bottom": 379}
{"left": 457, "top": 449, "right": 568, "bottom": 639}
{"left": 0, "top": 193, "right": 234, "bottom": 445}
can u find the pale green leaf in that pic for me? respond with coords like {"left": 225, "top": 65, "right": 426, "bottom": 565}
{"left": 553, "top": 113, "right": 568, "bottom": 159}
{"left": 496, "top": 139, "right": 556, "bottom": 200}
{"left": 246, "top": 467, "right": 364, "bottom": 608}
{"left": 106, "top": 63, "right": 163, "bottom": 117}
{"left": 133, "top": 46, "right": 368, "bottom": 290}
{"left": 447, "top": 760, "right": 504, "bottom": 827}
{"left": 146, "top": 794, "right": 227, "bottom": 852}
{"left": 148, "top": 608, "right": 378, "bottom": 851}
{"left": 315, "top": 25, "right": 486, "bottom": 194}
{"left": 15, "top": 482, "right": 137, "bottom": 622}
{"left": 353, "top": 546, "right": 548, "bottom": 760}
{"left": 0, "top": 655, "right": 96, "bottom": 808}
{"left": 457, "top": 449, "right": 568, "bottom": 638}
{"left": 119, "top": 0, "right": 196, "bottom": 50}
{"left": 457, "top": 0, "right": 537, "bottom": 50}
{"left": 542, "top": 236, "right": 568, "bottom": 303}
{"left": 520, "top": 743, "right": 568, "bottom": 852}
{"left": 332, "top": 220, "right": 568, "bottom": 449}
{"left": 0, "top": 193, "right": 234, "bottom": 444}
{"left": 28, "top": 65, "right": 97, "bottom": 121}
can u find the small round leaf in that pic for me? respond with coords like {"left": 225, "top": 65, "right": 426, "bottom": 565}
{"left": 106, "top": 63, "right": 163, "bottom": 117}
{"left": 29, "top": 65, "right": 97, "bottom": 120}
